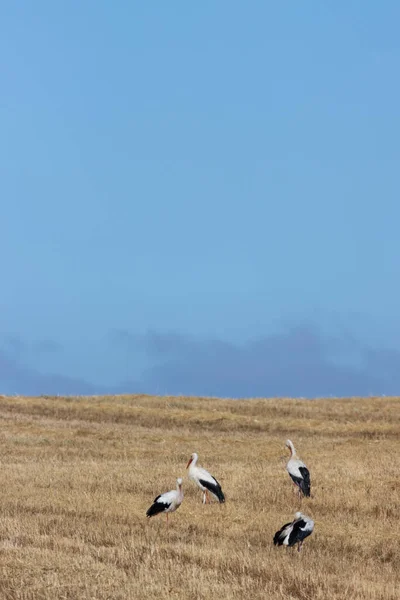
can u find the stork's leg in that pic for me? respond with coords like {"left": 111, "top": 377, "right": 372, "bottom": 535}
{"left": 298, "top": 541, "right": 303, "bottom": 552}
{"left": 166, "top": 513, "right": 169, "bottom": 527}
{"left": 202, "top": 491, "right": 206, "bottom": 504}
{"left": 206, "top": 490, "right": 210, "bottom": 504}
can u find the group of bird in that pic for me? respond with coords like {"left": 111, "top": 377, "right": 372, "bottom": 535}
{"left": 146, "top": 439, "right": 315, "bottom": 552}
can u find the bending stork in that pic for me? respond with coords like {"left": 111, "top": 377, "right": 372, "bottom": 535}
{"left": 273, "top": 512, "right": 314, "bottom": 552}
{"left": 285, "top": 439, "right": 311, "bottom": 498}
{"left": 186, "top": 452, "right": 225, "bottom": 504}
{"left": 146, "top": 477, "right": 184, "bottom": 525}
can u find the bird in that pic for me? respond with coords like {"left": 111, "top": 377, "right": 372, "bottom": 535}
{"left": 186, "top": 452, "right": 225, "bottom": 504}
{"left": 273, "top": 511, "right": 314, "bottom": 552}
{"left": 285, "top": 439, "right": 311, "bottom": 498}
{"left": 146, "top": 477, "right": 184, "bottom": 525}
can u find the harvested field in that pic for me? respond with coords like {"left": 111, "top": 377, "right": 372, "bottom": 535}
{"left": 0, "top": 394, "right": 399, "bottom": 599}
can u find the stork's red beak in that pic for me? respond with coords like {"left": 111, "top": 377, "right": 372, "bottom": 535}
{"left": 186, "top": 457, "right": 193, "bottom": 469}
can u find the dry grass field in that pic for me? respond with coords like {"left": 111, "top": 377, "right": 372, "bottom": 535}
{"left": 0, "top": 394, "right": 399, "bottom": 599}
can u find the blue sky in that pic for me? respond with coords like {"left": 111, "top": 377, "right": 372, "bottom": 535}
{"left": 1, "top": 1, "right": 400, "bottom": 397}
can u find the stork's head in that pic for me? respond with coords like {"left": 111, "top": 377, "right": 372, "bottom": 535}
{"left": 177, "top": 477, "right": 183, "bottom": 487}
{"left": 186, "top": 452, "right": 198, "bottom": 468}
{"left": 295, "top": 511, "right": 303, "bottom": 520}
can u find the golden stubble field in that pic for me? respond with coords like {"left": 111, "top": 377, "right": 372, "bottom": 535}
{"left": 0, "top": 394, "right": 399, "bottom": 599}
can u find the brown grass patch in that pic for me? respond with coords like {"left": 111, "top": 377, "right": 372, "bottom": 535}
{"left": 0, "top": 394, "right": 399, "bottom": 599}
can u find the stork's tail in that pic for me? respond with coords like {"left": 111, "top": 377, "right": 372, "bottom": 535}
{"left": 299, "top": 479, "right": 311, "bottom": 497}
{"left": 273, "top": 530, "right": 283, "bottom": 546}
{"left": 298, "top": 467, "right": 311, "bottom": 497}
{"left": 273, "top": 522, "right": 291, "bottom": 546}
{"left": 146, "top": 502, "right": 165, "bottom": 518}
{"left": 200, "top": 478, "right": 225, "bottom": 503}
{"left": 215, "top": 487, "right": 225, "bottom": 503}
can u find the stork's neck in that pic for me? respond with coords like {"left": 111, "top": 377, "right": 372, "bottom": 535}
{"left": 288, "top": 443, "right": 297, "bottom": 457}
{"left": 191, "top": 454, "right": 198, "bottom": 467}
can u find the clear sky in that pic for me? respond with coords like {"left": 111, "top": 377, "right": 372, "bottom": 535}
{"left": 1, "top": 1, "right": 400, "bottom": 397}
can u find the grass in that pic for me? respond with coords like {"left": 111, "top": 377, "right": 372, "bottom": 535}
{"left": 0, "top": 393, "right": 399, "bottom": 599}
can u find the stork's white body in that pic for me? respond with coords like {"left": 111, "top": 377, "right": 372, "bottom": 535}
{"left": 146, "top": 478, "right": 184, "bottom": 524}
{"left": 285, "top": 440, "right": 311, "bottom": 498}
{"left": 186, "top": 453, "right": 225, "bottom": 504}
{"left": 155, "top": 488, "right": 183, "bottom": 514}
{"left": 287, "top": 456, "right": 308, "bottom": 479}
{"left": 273, "top": 512, "right": 314, "bottom": 552}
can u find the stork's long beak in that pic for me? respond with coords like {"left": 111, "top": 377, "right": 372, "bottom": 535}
{"left": 186, "top": 457, "right": 193, "bottom": 469}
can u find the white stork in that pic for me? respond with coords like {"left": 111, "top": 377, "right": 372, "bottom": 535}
{"left": 186, "top": 452, "right": 225, "bottom": 504}
{"left": 285, "top": 439, "right": 311, "bottom": 498}
{"left": 273, "top": 511, "right": 314, "bottom": 552}
{"left": 146, "top": 477, "right": 184, "bottom": 525}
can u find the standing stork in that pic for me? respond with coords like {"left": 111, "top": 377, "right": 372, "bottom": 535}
{"left": 146, "top": 477, "right": 184, "bottom": 525}
{"left": 273, "top": 512, "right": 314, "bottom": 552}
{"left": 285, "top": 439, "right": 311, "bottom": 498}
{"left": 186, "top": 452, "right": 225, "bottom": 504}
